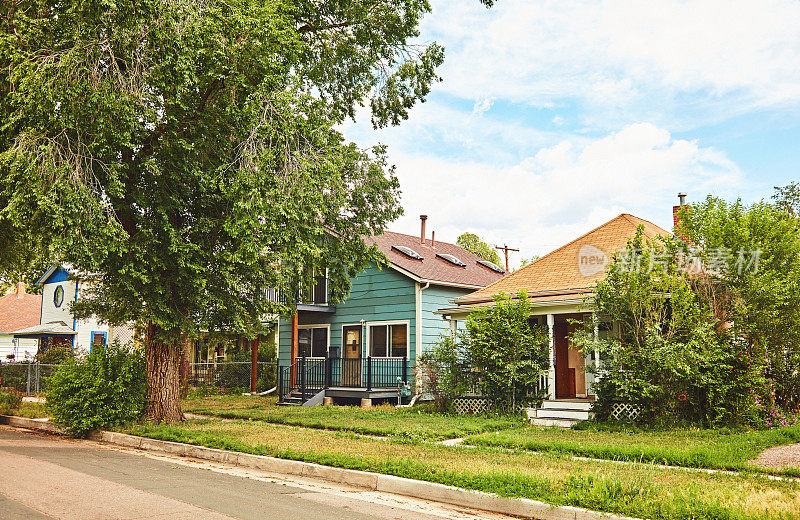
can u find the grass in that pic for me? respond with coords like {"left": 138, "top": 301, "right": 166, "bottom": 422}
{"left": 13, "top": 401, "right": 50, "bottom": 418}
{"left": 124, "top": 418, "right": 800, "bottom": 520}
{"left": 464, "top": 423, "right": 800, "bottom": 475}
{"left": 181, "top": 394, "right": 523, "bottom": 440}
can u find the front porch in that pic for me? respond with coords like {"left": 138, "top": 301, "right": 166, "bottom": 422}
{"left": 277, "top": 355, "right": 410, "bottom": 405}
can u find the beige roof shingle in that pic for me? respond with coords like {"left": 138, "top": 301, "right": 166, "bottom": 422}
{"left": 453, "top": 214, "right": 670, "bottom": 304}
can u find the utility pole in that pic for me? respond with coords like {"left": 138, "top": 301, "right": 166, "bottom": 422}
{"left": 495, "top": 244, "right": 519, "bottom": 272}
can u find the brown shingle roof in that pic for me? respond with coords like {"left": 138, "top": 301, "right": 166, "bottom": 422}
{"left": 0, "top": 292, "right": 42, "bottom": 333}
{"left": 367, "top": 231, "right": 506, "bottom": 288}
{"left": 453, "top": 214, "right": 670, "bottom": 304}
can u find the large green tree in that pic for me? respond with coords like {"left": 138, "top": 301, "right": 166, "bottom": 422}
{"left": 456, "top": 232, "right": 503, "bottom": 266}
{"left": 0, "top": 0, "right": 448, "bottom": 422}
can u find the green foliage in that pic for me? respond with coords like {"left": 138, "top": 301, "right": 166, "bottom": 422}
{"left": 518, "top": 255, "right": 540, "bottom": 268}
{"left": 467, "top": 292, "right": 549, "bottom": 411}
{"left": 0, "top": 387, "right": 22, "bottom": 414}
{"left": 681, "top": 195, "right": 800, "bottom": 417}
{"left": 36, "top": 341, "right": 76, "bottom": 365}
{"left": 46, "top": 344, "right": 146, "bottom": 437}
{"left": 425, "top": 292, "right": 549, "bottom": 412}
{"left": 0, "top": 0, "right": 452, "bottom": 419}
{"left": 578, "top": 226, "right": 764, "bottom": 427}
{"left": 456, "top": 232, "right": 503, "bottom": 265}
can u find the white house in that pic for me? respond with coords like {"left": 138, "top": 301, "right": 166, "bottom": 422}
{"left": 12, "top": 265, "right": 135, "bottom": 355}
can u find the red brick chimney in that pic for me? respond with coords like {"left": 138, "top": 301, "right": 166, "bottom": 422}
{"left": 673, "top": 192, "right": 690, "bottom": 242}
{"left": 16, "top": 282, "right": 25, "bottom": 299}
{"left": 420, "top": 215, "right": 427, "bottom": 244}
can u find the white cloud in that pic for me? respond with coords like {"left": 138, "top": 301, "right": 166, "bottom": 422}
{"left": 423, "top": 0, "right": 800, "bottom": 129}
{"left": 472, "top": 96, "right": 495, "bottom": 115}
{"left": 383, "top": 123, "right": 741, "bottom": 268}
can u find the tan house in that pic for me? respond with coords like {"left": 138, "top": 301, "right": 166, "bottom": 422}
{"left": 437, "top": 212, "right": 672, "bottom": 425}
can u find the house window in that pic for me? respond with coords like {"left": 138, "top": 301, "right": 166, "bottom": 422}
{"left": 54, "top": 285, "right": 64, "bottom": 308}
{"left": 369, "top": 323, "right": 408, "bottom": 358}
{"left": 298, "top": 326, "right": 328, "bottom": 358}
{"left": 90, "top": 332, "right": 107, "bottom": 353}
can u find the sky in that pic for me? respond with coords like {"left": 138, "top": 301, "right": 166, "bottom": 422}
{"left": 342, "top": 0, "right": 800, "bottom": 269}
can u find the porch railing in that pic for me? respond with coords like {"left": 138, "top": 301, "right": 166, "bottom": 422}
{"left": 277, "top": 355, "right": 409, "bottom": 404}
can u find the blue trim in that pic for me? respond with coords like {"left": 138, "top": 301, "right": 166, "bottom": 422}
{"left": 72, "top": 280, "right": 79, "bottom": 347}
{"left": 89, "top": 331, "right": 107, "bottom": 353}
{"left": 38, "top": 265, "right": 69, "bottom": 285}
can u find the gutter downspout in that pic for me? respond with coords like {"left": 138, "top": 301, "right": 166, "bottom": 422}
{"left": 414, "top": 281, "right": 430, "bottom": 395}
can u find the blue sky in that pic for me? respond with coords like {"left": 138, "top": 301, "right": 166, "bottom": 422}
{"left": 342, "top": 0, "right": 800, "bottom": 268}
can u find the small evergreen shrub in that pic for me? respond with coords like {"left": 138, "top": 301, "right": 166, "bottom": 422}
{"left": 46, "top": 344, "right": 146, "bottom": 437}
{"left": 0, "top": 388, "right": 23, "bottom": 414}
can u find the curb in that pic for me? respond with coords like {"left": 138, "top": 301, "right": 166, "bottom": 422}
{"left": 0, "top": 414, "right": 66, "bottom": 435}
{"left": 1, "top": 415, "right": 640, "bottom": 520}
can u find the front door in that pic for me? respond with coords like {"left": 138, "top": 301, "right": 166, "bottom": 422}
{"left": 554, "top": 323, "right": 575, "bottom": 398}
{"left": 342, "top": 325, "right": 362, "bottom": 387}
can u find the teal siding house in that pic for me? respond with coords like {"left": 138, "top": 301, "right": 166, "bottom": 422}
{"left": 277, "top": 220, "right": 505, "bottom": 404}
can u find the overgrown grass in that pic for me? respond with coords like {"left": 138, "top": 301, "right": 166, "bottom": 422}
{"left": 124, "top": 419, "right": 800, "bottom": 520}
{"left": 464, "top": 423, "right": 800, "bottom": 475}
{"left": 182, "top": 394, "right": 522, "bottom": 440}
{"left": 13, "top": 401, "right": 50, "bottom": 418}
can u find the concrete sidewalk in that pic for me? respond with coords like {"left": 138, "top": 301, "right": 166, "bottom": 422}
{"left": 0, "top": 426, "right": 517, "bottom": 520}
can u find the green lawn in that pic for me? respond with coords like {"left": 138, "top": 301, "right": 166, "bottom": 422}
{"left": 464, "top": 423, "right": 800, "bottom": 474}
{"left": 125, "top": 419, "right": 800, "bottom": 520}
{"left": 182, "top": 394, "right": 523, "bottom": 440}
{"left": 9, "top": 401, "right": 49, "bottom": 418}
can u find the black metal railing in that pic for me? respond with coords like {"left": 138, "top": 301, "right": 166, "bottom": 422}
{"left": 277, "top": 354, "right": 409, "bottom": 404}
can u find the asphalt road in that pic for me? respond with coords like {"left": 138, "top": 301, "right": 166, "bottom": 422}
{"left": 0, "top": 426, "right": 514, "bottom": 520}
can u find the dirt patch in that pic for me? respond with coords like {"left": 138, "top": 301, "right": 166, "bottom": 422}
{"left": 752, "top": 443, "right": 800, "bottom": 469}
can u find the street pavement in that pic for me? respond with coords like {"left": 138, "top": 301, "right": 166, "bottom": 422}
{"left": 0, "top": 426, "right": 515, "bottom": 520}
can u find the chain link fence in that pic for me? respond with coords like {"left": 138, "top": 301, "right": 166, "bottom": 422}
{"left": 189, "top": 362, "right": 277, "bottom": 393}
{"left": 0, "top": 361, "right": 277, "bottom": 396}
{"left": 0, "top": 363, "right": 61, "bottom": 396}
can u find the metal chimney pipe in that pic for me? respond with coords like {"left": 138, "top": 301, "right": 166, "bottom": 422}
{"left": 430, "top": 230, "right": 435, "bottom": 247}
{"left": 678, "top": 192, "right": 687, "bottom": 205}
{"left": 420, "top": 215, "right": 427, "bottom": 244}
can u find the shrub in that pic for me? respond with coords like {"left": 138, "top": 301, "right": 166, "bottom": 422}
{"left": 0, "top": 388, "right": 23, "bottom": 414}
{"left": 46, "top": 343, "right": 146, "bottom": 437}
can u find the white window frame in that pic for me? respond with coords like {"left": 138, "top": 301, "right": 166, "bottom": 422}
{"left": 365, "top": 320, "right": 410, "bottom": 358}
{"left": 297, "top": 324, "right": 331, "bottom": 358}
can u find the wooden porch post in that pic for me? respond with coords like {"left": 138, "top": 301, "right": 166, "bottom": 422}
{"left": 290, "top": 313, "right": 299, "bottom": 386}
{"left": 547, "top": 313, "right": 555, "bottom": 400}
{"left": 250, "top": 336, "right": 259, "bottom": 393}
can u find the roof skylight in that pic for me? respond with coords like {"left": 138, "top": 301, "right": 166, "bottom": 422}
{"left": 392, "top": 245, "right": 423, "bottom": 260}
{"left": 477, "top": 259, "right": 505, "bottom": 273}
{"left": 436, "top": 253, "right": 466, "bottom": 267}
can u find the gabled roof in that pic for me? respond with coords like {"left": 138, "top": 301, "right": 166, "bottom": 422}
{"left": 367, "top": 231, "right": 506, "bottom": 289}
{"left": 453, "top": 214, "right": 670, "bottom": 304}
{"left": 11, "top": 321, "right": 76, "bottom": 337}
{"left": 0, "top": 292, "right": 42, "bottom": 334}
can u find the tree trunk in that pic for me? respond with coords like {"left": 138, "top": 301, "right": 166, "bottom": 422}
{"left": 145, "top": 322, "right": 184, "bottom": 423}
{"left": 179, "top": 332, "right": 190, "bottom": 398}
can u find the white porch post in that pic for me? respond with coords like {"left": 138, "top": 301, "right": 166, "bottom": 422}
{"left": 449, "top": 318, "right": 457, "bottom": 338}
{"left": 593, "top": 317, "right": 601, "bottom": 393}
{"left": 547, "top": 313, "right": 555, "bottom": 400}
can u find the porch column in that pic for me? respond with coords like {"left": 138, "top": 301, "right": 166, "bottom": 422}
{"left": 547, "top": 313, "right": 555, "bottom": 400}
{"left": 449, "top": 318, "right": 457, "bottom": 338}
{"left": 593, "top": 316, "right": 601, "bottom": 392}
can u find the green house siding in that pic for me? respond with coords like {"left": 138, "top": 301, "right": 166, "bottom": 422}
{"left": 419, "top": 285, "right": 467, "bottom": 356}
{"left": 278, "top": 265, "right": 417, "bottom": 366}
{"left": 277, "top": 264, "right": 476, "bottom": 390}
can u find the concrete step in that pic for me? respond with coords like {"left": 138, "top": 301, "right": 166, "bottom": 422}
{"left": 540, "top": 400, "right": 592, "bottom": 411}
{"left": 535, "top": 408, "right": 592, "bottom": 420}
{"left": 530, "top": 417, "right": 580, "bottom": 428}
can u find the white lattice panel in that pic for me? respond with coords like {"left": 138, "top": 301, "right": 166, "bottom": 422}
{"left": 611, "top": 402, "right": 641, "bottom": 421}
{"left": 453, "top": 397, "right": 492, "bottom": 415}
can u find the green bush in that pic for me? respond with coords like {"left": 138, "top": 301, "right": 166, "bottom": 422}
{"left": 46, "top": 344, "right": 146, "bottom": 437}
{"left": 0, "top": 388, "right": 22, "bottom": 414}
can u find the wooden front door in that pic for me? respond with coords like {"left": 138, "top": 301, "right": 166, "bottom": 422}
{"left": 342, "top": 325, "right": 362, "bottom": 387}
{"left": 554, "top": 323, "right": 575, "bottom": 398}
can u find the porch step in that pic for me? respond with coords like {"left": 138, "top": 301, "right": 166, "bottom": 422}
{"left": 530, "top": 417, "right": 581, "bottom": 428}
{"left": 540, "top": 399, "right": 592, "bottom": 411}
{"left": 534, "top": 408, "right": 592, "bottom": 421}
{"left": 525, "top": 399, "right": 594, "bottom": 427}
